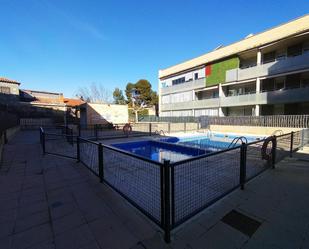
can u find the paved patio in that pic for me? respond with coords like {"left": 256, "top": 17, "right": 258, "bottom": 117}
{"left": 0, "top": 130, "right": 309, "bottom": 249}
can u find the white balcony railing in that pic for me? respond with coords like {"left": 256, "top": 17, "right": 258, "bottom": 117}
{"left": 160, "top": 87, "right": 309, "bottom": 110}
{"left": 220, "top": 87, "right": 309, "bottom": 107}
{"left": 226, "top": 52, "right": 309, "bottom": 82}
{"left": 160, "top": 98, "right": 220, "bottom": 111}
{"left": 160, "top": 78, "right": 205, "bottom": 95}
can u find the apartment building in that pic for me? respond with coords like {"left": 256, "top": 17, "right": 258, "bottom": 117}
{"left": 158, "top": 15, "right": 309, "bottom": 117}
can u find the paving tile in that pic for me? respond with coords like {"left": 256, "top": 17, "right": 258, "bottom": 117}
{"left": 174, "top": 221, "right": 207, "bottom": 242}
{"left": 122, "top": 211, "right": 159, "bottom": 241}
{"left": 54, "top": 224, "right": 96, "bottom": 249}
{"left": 17, "top": 200, "right": 48, "bottom": 218}
{"left": 79, "top": 241, "right": 101, "bottom": 249}
{"left": 52, "top": 210, "right": 85, "bottom": 235}
{"left": 27, "top": 240, "right": 55, "bottom": 249}
{"left": 47, "top": 188, "right": 74, "bottom": 204}
{"left": 88, "top": 217, "right": 139, "bottom": 249}
{"left": 0, "top": 198, "right": 19, "bottom": 212}
{"left": 190, "top": 222, "right": 249, "bottom": 249}
{"left": 0, "top": 208, "right": 17, "bottom": 223}
{"left": 49, "top": 201, "right": 77, "bottom": 220}
{"left": 14, "top": 210, "right": 50, "bottom": 233}
{"left": 0, "top": 235, "right": 12, "bottom": 249}
{"left": 245, "top": 221, "right": 304, "bottom": 249}
{"left": 19, "top": 191, "right": 46, "bottom": 205}
{"left": 11, "top": 223, "right": 53, "bottom": 249}
{"left": 139, "top": 232, "right": 171, "bottom": 249}
{"left": 0, "top": 221, "right": 15, "bottom": 238}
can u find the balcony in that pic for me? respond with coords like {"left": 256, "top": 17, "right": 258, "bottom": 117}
{"left": 220, "top": 87, "right": 309, "bottom": 107}
{"left": 160, "top": 97, "right": 220, "bottom": 111}
{"left": 160, "top": 78, "right": 205, "bottom": 95}
{"left": 226, "top": 53, "right": 309, "bottom": 82}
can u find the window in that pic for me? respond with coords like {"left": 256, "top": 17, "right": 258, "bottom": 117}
{"left": 286, "top": 74, "right": 300, "bottom": 89}
{"left": 301, "top": 78, "right": 309, "bottom": 88}
{"left": 275, "top": 78, "right": 285, "bottom": 90}
{"left": 303, "top": 41, "right": 309, "bottom": 54}
{"left": 194, "top": 73, "right": 198, "bottom": 80}
{"left": 263, "top": 51, "right": 276, "bottom": 64}
{"left": 301, "top": 73, "right": 309, "bottom": 88}
{"left": 0, "top": 86, "right": 10, "bottom": 94}
{"left": 261, "top": 78, "right": 275, "bottom": 92}
{"left": 276, "top": 49, "right": 286, "bottom": 61}
{"left": 287, "top": 43, "right": 302, "bottom": 57}
{"left": 172, "top": 77, "right": 185, "bottom": 85}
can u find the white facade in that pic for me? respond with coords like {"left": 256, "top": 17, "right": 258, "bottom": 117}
{"left": 159, "top": 17, "right": 309, "bottom": 117}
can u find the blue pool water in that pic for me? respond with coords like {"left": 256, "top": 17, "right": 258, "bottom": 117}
{"left": 112, "top": 140, "right": 207, "bottom": 162}
{"left": 160, "top": 133, "right": 263, "bottom": 150}
{"left": 112, "top": 133, "right": 264, "bottom": 163}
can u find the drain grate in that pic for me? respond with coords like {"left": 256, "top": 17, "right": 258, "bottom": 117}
{"left": 221, "top": 210, "right": 261, "bottom": 237}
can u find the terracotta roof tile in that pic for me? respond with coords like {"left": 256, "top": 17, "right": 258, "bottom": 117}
{"left": 0, "top": 77, "right": 20, "bottom": 84}
{"left": 63, "top": 98, "right": 85, "bottom": 106}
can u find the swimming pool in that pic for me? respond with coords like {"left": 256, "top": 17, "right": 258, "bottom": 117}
{"left": 160, "top": 132, "right": 264, "bottom": 150}
{"left": 112, "top": 140, "right": 207, "bottom": 162}
{"left": 111, "top": 132, "right": 265, "bottom": 162}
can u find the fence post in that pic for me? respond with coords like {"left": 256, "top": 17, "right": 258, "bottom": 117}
{"left": 149, "top": 123, "right": 152, "bottom": 136}
{"left": 4, "top": 130, "right": 8, "bottom": 144}
{"left": 39, "top": 128, "right": 42, "bottom": 145}
{"left": 95, "top": 125, "right": 98, "bottom": 141}
{"left": 77, "top": 137, "right": 80, "bottom": 162}
{"left": 78, "top": 124, "right": 81, "bottom": 137}
{"left": 98, "top": 143, "right": 104, "bottom": 182}
{"left": 290, "top": 131, "right": 294, "bottom": 157}
{"left": 171, "top": 165, "right": 175, "bottom": 227}
{"left": 42, "top": 131, "right": 46, "bottom": 155}
{"left": 168, "top": 123, "right": 171, "bottom": 134}
{"left": 163, "top": 160, "right": 171, "bottom": 243}
{"left": 184, "top": 122, "right": 186, "bottom": 133}
{"left": 301, "top": 129, "right": 305, "bottom": 150}
{"left": 240, "top": 143, "right": 247, "bottom": 190}
{"left": 160, "top": 165, "right": 165, "bottom": 229}
{"left": 271, "top": 136, "right": 277, "bottom": 169}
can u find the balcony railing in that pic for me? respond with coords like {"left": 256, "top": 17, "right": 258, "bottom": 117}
{"left": 226, "top": 52, "right": 309, "bottom": 82}
{"left": 161, "top": 87, "right": 309, "bottom": 110}
{"left": 221, "top": 86, "right": 309, "bottom": 107}
{"left": 160, "top": 97, "right": 220, "bottom": 111}
{"left": 160, "top": 78, "right": 205, "bottom": 95}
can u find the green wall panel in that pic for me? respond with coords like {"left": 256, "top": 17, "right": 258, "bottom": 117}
{"left": 206, "top": 57, "right": 239, "bottom": 87}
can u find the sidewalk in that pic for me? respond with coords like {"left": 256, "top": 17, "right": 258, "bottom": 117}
{"left": 0, "top": 130, "right": 309, "bottom": 249}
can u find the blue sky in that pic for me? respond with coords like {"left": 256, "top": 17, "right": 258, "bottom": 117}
{"left": 0, "top": 0, "right": 308, "bottom": 98}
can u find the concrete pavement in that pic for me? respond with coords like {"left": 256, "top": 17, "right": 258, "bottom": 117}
{"left": 0, "top": 130, "right": 309, "bottom": 249}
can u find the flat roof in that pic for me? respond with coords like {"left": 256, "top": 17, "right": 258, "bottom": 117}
{"left": 22, "top": 89, "right": 63, "bottom": 96}
{"left": 159, "top": 14, "right": 309, "bottom": 79}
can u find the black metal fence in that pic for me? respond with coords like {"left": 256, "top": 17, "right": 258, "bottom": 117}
{"left": 78, "top": 123, "right": 153, "bottom": 140}
{"left": 141, "top": 115, "right": 199, "bottom": 123}
{"left": 39, "top": 127, "right": 306, "bottom": 243}
{"left": 200, "top": 115, "right": 309, "bottom": 128}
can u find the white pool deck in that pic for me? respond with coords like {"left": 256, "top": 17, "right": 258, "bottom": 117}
{"left": 0, "top": 130, "right": 309, "bottom": 249}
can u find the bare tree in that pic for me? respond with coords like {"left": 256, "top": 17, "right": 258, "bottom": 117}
{"left": 76, "top": 83, "right": 112, "bottom": 103}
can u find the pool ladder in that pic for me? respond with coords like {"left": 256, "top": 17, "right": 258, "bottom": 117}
{"left": 271, "top": 130, "right": 283, "bottom": 136}
{"left": 228, "top": 136, "right": 248, "bottom": 148}
{"left": 154, "top": 130, "right": 166, "bottom": 136}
